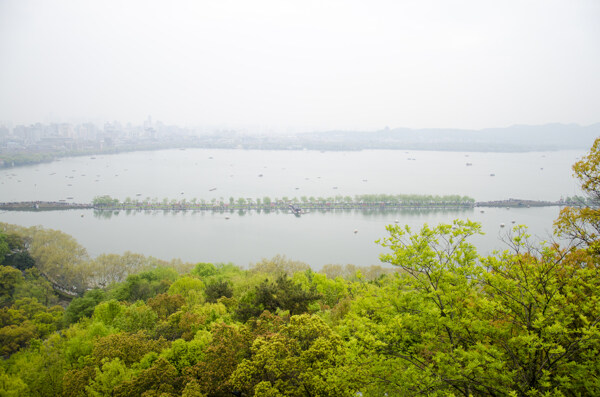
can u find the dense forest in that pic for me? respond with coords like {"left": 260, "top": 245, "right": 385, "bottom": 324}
{"left": 1, "top": 139, "right": 600, "bottom": 396}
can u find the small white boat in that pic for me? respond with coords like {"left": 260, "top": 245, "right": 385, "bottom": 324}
{"left": 500, "top": 223, "right": 505, "bottom": 228}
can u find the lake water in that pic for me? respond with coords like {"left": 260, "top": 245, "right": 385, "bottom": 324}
{"left": 0, "top": 149, "right": 584, "bottom": 268}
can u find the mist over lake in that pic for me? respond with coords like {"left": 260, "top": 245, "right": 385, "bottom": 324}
{"left": 0, "top": 148, "right": 582, "bottom": 203}
{"left": 0, "top": 149, "right": 583, "bottom": 267}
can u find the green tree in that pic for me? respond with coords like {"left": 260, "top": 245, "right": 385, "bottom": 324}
{"left": 161, "top": 337, "right": 208, "bottom": 375}
{"left": 114, "top": 301, "right": 159, "bottom": 333}
{"left": 168, "top": 277, "right": 205, "bottom": 305}
{"left": 292, "top": 270, "right": 348, "bottom": 308}
{"left": 92, "top": 331, "right": 168, "bottom": 366}
{"left": 13, "top": 268, "right": 58, "bottom": 306}
{"left": 147, "top": 293, "right": 185, "bottom": 320}
{"left": 345, "top": 220, "right": 600, "bottom": 396}
{"left": 64, "top": 289, "right": 105, "bottom": 325}
{"left": 204, "top": 280, "right": 233, "bottom": 303}
{"left": 230, "top": 314, "right": 355, "bottom": 396}
{"left": 89, "top": 253, "right": 137, "bottom": 288}
{"left": 108, "top": 267, "right": 177, "bottom": 302}
{"left": 27, "top": 227, "right": 91, "bottom": 294}
{"left": 235, "top": 275, "right": 320, "bottom": 322}
{"left": 555, "top": 137, "right": 600, "bottom": 252}
{"left": 481, "top": 236, "right": 600, "bottom": 394}
{"left": 0, "top": 366, "right": 29, "bottom": 396}
{"left": 62, "top": 366, "right": 95, "bottom": 397}
{"left": 0, "top": 265, "right": 24, "bottom": 307}
{"left": 3, "top": 332, "right": 67, "bottom": 396}
{"left": 0, "top": 231, "right": 34, "bottom": 270}
{"left": 0, "top": 233, "right": 9, "bottom": 266}
{"left": 92, "top": 299, "right": 125, "bottom": 327}
{"left": 113, "top": 357, "right": 180, "bottom": 396}
{"left": 0, "top": 322, "right": 37, "bottom": 356}
{"left": 183, "top": 323, "right": 250, "bottom": 396}
{"left": 86, "top": 358, "right": 133, "bottom": 397}
{"left": 92, "top": 195, "right": 120, "bottom": 207}
{"left": 356, "top": 220, "right": 493, "bottom": 395}
{"left": 190, "top": 262, "right": 217, "bottom": 278}
{"left": 249, "top": 255, "right": 310, "bottom": 276}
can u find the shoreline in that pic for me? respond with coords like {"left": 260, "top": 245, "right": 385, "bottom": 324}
{"left": 0, "top": 142, "right": 588, "bottom": 170}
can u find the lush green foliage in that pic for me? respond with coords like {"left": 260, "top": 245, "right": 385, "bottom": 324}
{"left": 0, "top": 231, "right": 34, "bottom": 271}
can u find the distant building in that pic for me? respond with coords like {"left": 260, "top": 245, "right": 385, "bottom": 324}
{"left": 58, "top": 123, "right": 74, "bottom": 138}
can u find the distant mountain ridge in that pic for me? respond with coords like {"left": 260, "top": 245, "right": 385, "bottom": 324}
{"left": 296, "top": 123, "right": 600, "bottom": 151}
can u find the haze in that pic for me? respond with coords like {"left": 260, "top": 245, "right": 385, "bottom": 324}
{"left": 1, "top": 0, "right": 599, "bottom": 131}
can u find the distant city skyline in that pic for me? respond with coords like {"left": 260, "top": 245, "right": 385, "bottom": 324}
{"left": 1, "top": 117, "right": 598, "bottom": 135}
{"left": 1, "top": 1, "right": 599, "bottom": 131}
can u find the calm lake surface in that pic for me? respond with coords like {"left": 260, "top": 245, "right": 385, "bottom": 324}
{"left": 0, "top": 149, "right": 584, "bottom": 268}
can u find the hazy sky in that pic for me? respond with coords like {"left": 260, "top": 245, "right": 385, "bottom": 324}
{"left": 1, "top": 0, "right": 599, "bottom": 131}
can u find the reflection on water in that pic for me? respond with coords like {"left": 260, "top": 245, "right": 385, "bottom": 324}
{"left": 93, "top": 206, "right": 474, "bottom": 220}
{"left": 1, "top": 206, "right": 561, "bottom": 268}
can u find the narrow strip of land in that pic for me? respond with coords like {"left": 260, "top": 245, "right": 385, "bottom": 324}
{"left": 0, "top": 197, "right": 570, "bottom": 212}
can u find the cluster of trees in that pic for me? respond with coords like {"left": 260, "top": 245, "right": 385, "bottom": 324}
{"left": 0, "top": 140, "right": 198, "bottom": 170}
{"left": 0, "top": 152, "right": 57, "bottom": 168}
{"left": 0, "top": 253, "right": 393, "bottom": 396}
{"left": 1, "top": 139, "right": 600, "bottom": 395}
{"left": 0, "top": 224, "right": 193, "bottom": 296}
{"left": 561, "top": 195, "right": 599, "bottom": 207}
{"left": 92, "top": 194, "right": 475, "bottom": 212}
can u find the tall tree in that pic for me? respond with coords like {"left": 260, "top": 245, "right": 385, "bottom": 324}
{"left": 555, "top": 137, "right": 600, "bottom": 252}
{"left": 347, "top": 219, "right": 600, "bottom": 395}
{"left": 230, "top": 314, "right": 355, "bottom": 396}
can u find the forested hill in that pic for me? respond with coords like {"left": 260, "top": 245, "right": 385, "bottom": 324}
{"left": 296, "top": 123, "right": 600, "bottom": 151}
